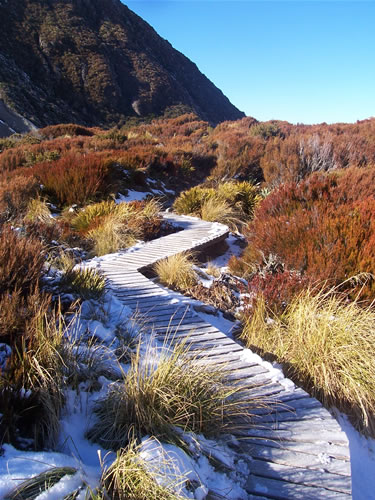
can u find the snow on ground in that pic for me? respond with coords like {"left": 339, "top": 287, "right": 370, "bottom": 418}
{"left": 209, "top": 232, "right": 245, "bottom": 270}
{"left": 337, "top": 414, "right": 375, "bottom": 500}
{"left": 0, "top": 444, "right": 89, "bottom": 499}
{"left": 116, "top": 190, "right": 151, "bottom": 202}
{"left": 140, "top": 435, "right": 249, "bottom": 500}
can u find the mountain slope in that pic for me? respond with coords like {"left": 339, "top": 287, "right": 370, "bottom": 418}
{"left": 0, "top": 0, "right": 244, "bottom": 135}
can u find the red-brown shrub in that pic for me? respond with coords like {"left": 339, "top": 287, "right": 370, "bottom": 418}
{"left": 243, "top": 271, "right": 311, "bottom": 316}
{"left": 0, "top": 174, "right": 40, "bottom": 221}
{"left": 33, "top": 153, "right": 109, "bottom": 205}
{"left": 242, "top": 170, "right": 375, "bottom": 300}
{"left": 260, "top": 136, "right": 301, "bottom": 185}
{"left": 0, "top": 148, "right": 27, "bottom": 172}
{"left": 0, "top": 225, "right": 46, "bottom": 295}
{"left": 40, "top": 123, "right": 95, "bottom": 139}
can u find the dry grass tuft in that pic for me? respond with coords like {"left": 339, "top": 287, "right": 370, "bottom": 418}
{"left": 71, "top": 199, "right": 162, "bottom": 256}
{"left": 88, "top": 217, "right": 138, "bottom": 256}
{"left": 205, "top": 262, "right": 221, "bottom": 278}
{"left": 0, "top": 301, "right": 68, "bottom": 449}
{"left": 100, "top": 440, "right": 184, "bottom": 500}
{"left": 173, "top": 181, "right": 261, "bottom": 229}
{"left": 61, "top": 266, "right": 106, "bottom": 300}
{"left": 24, "top": 197, "right": 52, "bottom": 224}
{"left": 154, "top": 252, "right": 197, "bottom": 291}
{"left": 87, "top": 336, "right": 265, "bottom": 449}
{"left": 200, "top": 197, "right": 241, "bottom": 229}
{"left": 241, "top": 288, "right": 375, "bottom": 436}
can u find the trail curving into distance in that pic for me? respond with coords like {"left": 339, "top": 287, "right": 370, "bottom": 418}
{"left": 98, "top": 213, "right": 352, "bottom": 499}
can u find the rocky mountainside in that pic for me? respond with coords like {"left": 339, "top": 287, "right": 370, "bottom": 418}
{"left": 0, "top": 0, "right": 244, "bottom": 136}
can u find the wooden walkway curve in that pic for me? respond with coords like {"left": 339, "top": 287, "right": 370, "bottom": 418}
{"left": 98, "top": 213, "right": 352, "bottom": 499}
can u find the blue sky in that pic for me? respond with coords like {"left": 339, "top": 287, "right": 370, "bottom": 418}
{"left": 124, "top": 1, "right": 375, "bottom": 124}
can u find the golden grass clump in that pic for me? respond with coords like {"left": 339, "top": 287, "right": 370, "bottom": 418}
{"left": 71, "top": 199, "right": 162, "bottom": 256}
{"left": 216, "top": 180, "right": 261, "bottom": 219}
{"left": 241, "top": 289, "right": 375, "bottom": 436}
{"left": 88, "top": 336, "right": 263, "bottom": 449}
{"left": 100, "top": 440, "right": 184, "bottom": 500}
{"left": 154, "top": 252, "right": 197, "bottom": 291}
{"left": 0, "top": 300, "right": 68, "bottom": 449}
{"left": 173, "top": 181, "right": 261, "bottom": 229}
{"left": 71, "top": 200, "right": 134, "bottom": 232}
{"left": 61, "top": 266, "right": 106, "bottom": 300}
{"left": 173, "top": 186, "right": 214, "bottom": 216}
{"left": 24, "top": 197, "right": 52, "bottom": 224}
{"left": 200, "top": 197, "right": 241, "bottom": 229}
{"left": 205, "top": 262, "right": 221, "bottom": 278}
{"left": 88, "top": 217, "right": 138, "bottom": 256}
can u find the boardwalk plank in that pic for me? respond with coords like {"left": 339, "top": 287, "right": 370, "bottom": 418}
{"left": 242, "top": 443, "right": 351, "bottom": 477}
{"left": 248, "top": 459, "right": 351, "bottom": 494}
{"left": 246, "top": 474, "right": 350, "bottom": 499}
{"left": 241, "top": 438, "right": 350, "bottom": 461}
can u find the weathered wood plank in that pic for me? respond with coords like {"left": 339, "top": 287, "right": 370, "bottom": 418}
{"left": 256, "top": 406, "right": 337, "bottom": 424}
{"left": 246, "top": 473, "right": 350, "bottom": 499}
{"left": 157, "top": 332, "right": 235, "bottom": 345}
{"left": 240, "top": 438, "right": 350, "bottom": 461}
{"left": 242, "top": 443, "right": 351, "bottom": 477}
{"left": 240, "top": 425, "right": 348, "bottom": 446}
{"left": 247, "top": 458, "right": 351, "bottom": 494}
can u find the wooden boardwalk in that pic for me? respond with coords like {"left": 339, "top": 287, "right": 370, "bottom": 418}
{"left": 98, "top": 213, "right": 352, "bottom": 499}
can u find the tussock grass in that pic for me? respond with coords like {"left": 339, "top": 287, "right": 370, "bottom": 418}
{"left": 71, "top": 200, "right": 135, "bottom": 233}
{"left": 173, "top": 186, "right": 213, "bottom": 215}
{"left": 71, "top": 199, "right": 161, "bottom": 256}
{"left": 0, "top": 301, "right": 68, "bottom": 448}
{"left": 100, "top": 440, "right": 184, "bottom": 500}
{"left": 242, "top": 289, "right": 375, "bottom": 436}
{"left": 24, "top": 197, "right": 52, "bottom": 224}
{"left": 87, "top": 336, "right": 265, "bottom": 449}
{"left": 87, "top": 217, "right": 138, "bottom": 256}
{"left": 216, "top": 180, "right": 261, "bottom": 219}
{"left": 205, "top": 262, "right": 221, "bottom": 278}
{"left": 50, "top": 249, "right": 77, "bottom": 272}
{"left": 62, "top": 266, "right": 106, "bottom": 300}
{"left": 154, "top": 252, "right": 197, "bottom": 291}
{"left": 72, "top": 201, "right": 139, "bottom": 256}
{"left": 4, "top": 466, "right": 77, "bottom": 500}
{"left": 173, "top": 181, "right": 261, "bottom": 229}
{"left": 200, "top": 197, "right": 241, "bottom": 229}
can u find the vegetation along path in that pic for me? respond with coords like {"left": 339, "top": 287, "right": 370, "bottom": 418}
{"left": 98, "top": 213, "right": 352, "bottom": 499}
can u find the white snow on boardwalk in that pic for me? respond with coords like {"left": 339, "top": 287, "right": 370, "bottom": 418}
{"left": 98, "top": 213, "right": 352, "bottom": 499}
